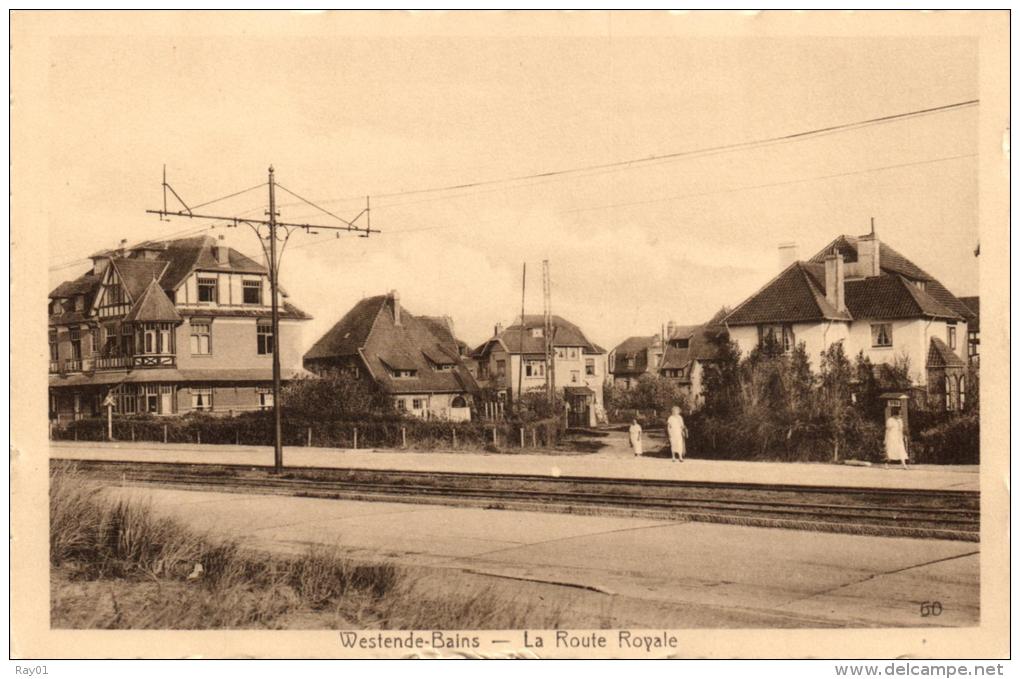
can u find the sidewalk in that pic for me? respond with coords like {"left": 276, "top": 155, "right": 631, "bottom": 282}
{"left": 51, "top": 439, "right": 979, "bottom": 491}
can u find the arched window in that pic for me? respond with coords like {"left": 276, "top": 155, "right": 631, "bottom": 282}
{"left": 958, "top": 375, "right": 966, "bottom": 410}
{"left": 944, "top": 376, "right": 954, "bottom": 411}
{"left": 452, "top": 396, "right": 466, "bottom": 408}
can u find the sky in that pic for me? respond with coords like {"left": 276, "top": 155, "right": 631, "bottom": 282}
{"left": 38, "top": 16, "right": 980, "bottom": 352}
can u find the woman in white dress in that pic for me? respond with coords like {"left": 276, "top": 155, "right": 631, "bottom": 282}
{"left": 628, "top": 419, "right": 643, "bottom": 457}
{"left": 666, "top": 406, "right": 687, "bottom": 463}
{"left": 884, "top": 412, "right": 909, "bottom": 468}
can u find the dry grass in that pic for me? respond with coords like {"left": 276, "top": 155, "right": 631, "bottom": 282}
{"left": 50, "top": 466, "right": 567, "bottom": 629}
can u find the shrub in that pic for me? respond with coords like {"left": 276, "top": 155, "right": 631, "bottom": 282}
{"left": 916, "top": 411, "right": 979, "bottom": 465}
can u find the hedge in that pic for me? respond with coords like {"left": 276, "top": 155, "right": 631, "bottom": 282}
{"left": 51, "top": 411, "right": 562, "bottom": 451}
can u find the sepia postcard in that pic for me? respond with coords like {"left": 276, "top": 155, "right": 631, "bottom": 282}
{"left": 9, "top": 10, "right": 1011, "bottom": 660}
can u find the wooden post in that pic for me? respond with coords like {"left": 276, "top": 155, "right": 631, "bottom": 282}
{"left": 307, "top": 427, "right": 312, "bottom": 447}
{"left": 106, "top": 404, "right": 113, "bottom": 442}
{"left": 236, "top": 428, "right": 240, "bottom": 445}
{"left": 73, "top": 424, "right": 77, "bottom": 442}
{"left": 452, "top": 428, "right": 457, "bottom": 447}
{"left": 131, "top": 426, "right": 135, "bottom": 442}
{"left": 532, "top": 429, "right": 537, "bottom": 447}
{"left": 197, "top": 429, "right": 201, "bottom": 445}
{"left": 520, "top": 428, "right": 524, "bottom": 447}
{"left": 353, "top": 427, "right": 358, "bottom": 450}
{"left": 163, "top": 425, "right": 168, "bottom": 443}
{"left": 401, "top": 427, "right": 406, "bottom": 448}
{"left": 492, "top": 427, "right": 497, "bottom": 445}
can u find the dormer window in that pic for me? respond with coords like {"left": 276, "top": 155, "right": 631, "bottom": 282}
{"left": 393, "top": 369, "right": 417, "bottom": 379}
{"left": 672, "top": 338, "right": 690, "bottom": 349}
{"left": 531, "top": 327, "right": 544, "bottom": 338}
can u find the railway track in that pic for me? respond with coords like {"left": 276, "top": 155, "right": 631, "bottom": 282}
{"left": 55, "top": 459, "right": 980, "bottom": 541}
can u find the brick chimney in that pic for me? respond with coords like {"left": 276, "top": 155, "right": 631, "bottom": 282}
{"left": 824, "top": 252, "right": 846, "bottom": 313}
{"left": 778, "top": 242, "right": 799, "bottom": 270}
{"left": 856, "top": 233, "right": 881, "bottom": 277}
{"left": 216, "top": 235, "right": 229, "bottom": 266}
{"left": 390, "top": 289, "right": 401, "bottom": 325}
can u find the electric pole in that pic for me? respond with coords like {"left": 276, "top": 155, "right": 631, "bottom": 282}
{"left": 148, "top": 166, "right": 379, "bottom": 473}
{"left": 542, "top": 260, "right": 554, "bottom": 406}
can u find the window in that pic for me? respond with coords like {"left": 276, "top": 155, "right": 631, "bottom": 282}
{"left": 393, "top": 369, "right": 417, "bottom": 379}
{"left": 958, "top": 375, "right": 966, "bottom": 410}
{"left": 759, "top": 324, "right": 794, "bottom": 352}
{"left": 944, "top": 377, "right": 954, "bottom": 411}
{"left": 412, "top": 398, "right": 426, "bottom": 410}
{"left": 496, "top": 360, "right": 506, "bottom": 378}
{"left": 524, "top": 360, "right": 545, "bottom": 378}
{"left": 190, "top": 320, "right": 212, "bottom": 355}
{"left": 555, "top": 348, "right": 566, "bottom": 359}
{"left": 257, "top": 386, "right": 274, "bottom": 410}
{"left": 91, "top": 328, "right": 99, "bottom": 354}
{"left": 673, "top": 338, "right": 690, "bottom": 349}
{"left": 257, "top": 320, "right": 274, "bottom": 355}
{"left": 568, "top": 348, "right": 579, "bottom": 360}
{"left": 968, "top": 331, "right": 979, "bottom": 357}
{"left": 478, "top": 363, "right": 490, "bottom": 379}
{"left": 585, "top": 358, "right": 596, "bottom": 376}
{"left": 49, "top": 329, "right": 57, "bottom": 361}
{"left": 531, "top": 327, "right": 543, "bottom": 338}
{"left": 197, "top": 277, "right": 218, "bottom": 304}
{"left": 243, "top": 280, "right": 262, "bottom": 305}
{"left": 571, "top": 370, "right": 580, "bottom": 384}
{"left": 104, "top": 282, "right": 124, "bottom": 306}
{"left": 69, "top": 327, "right": 82, "bottom": 360}
{"left": 191, "top": 387, "right": 213, "bottom": 412}
{"left": 626, "top": 357, "right": 635, "bottom": 369}
{"left": 110, "top": 384, "right": 138, "bottom": 414}
{"left": 396, "top": 398, "right": 407, "bottom": 412}
{"left": 120, "top": 325, "right": 133, "bottom": 356}
{"left": 143, "top": 385, "right": 159, "bottom": 413}
{"left": 75, "top": 296, "right": 84, "bottom": 311}
{"left": 947, "top": 324, "right": 957, "bottom": 350}
{"left": 871, "top": 323, "right": 893, "bottom": 348}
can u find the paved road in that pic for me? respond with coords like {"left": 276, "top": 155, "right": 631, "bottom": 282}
{"left": 107, "top": 484, "right": 979, "bottom": 628}
{"left": 52, "top": 438, "right": 979, "bottom": 491}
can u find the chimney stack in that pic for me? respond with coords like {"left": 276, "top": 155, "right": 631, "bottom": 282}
{"left": 856, "top": 233, "right": 880, "bottom": 278}
{"left": 216, "top": 235, "right": 229, "bottom": 265}
{"left": 390, "top": 289, "right": 401, "bottom": 325}
{"left": 824, "top": 252, "right": 846, "bottom": 313}
{"left": 778, "top": 242, "right": 799, "bottom": 270}
{"left": 666, "top": 320, "right": 676, "bottom": 339}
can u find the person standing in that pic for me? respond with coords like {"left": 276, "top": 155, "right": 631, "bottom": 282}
{"left": 628, "top": 418, "right": 643, "bottom": 457}
{"left": 884, "top": 411, "right": 909, "bottom": 469}
{"left": 666, "top": 406, "right": 688, "bottom": 463}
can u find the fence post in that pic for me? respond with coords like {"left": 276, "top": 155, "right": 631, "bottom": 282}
{"left": 492, "top": 427, "right": 497, "bottom": 445}
{"left": 307, "top": 427, "right": 312, "bottom": 447}
{"left": 520, "top": 428, "right": 524, "bottom": 448}
{"left": 452, "top": 428, "right": 457, "bottom": 447}
{"left": 163, "top": 425, "right": 168, "bottom": 444}
{"left": 131, "top": 426, "right": 135, "bottom": 442}
{"left": 353, "top": 427, "right": 358, "bottom": 450}
{"left": 402, "top": 427, "right": 407, "bottom": 448}
{"left": 73, "top": 423, "right": 77, "bottom": 442}
{"left": 197, "top": 430, "right": 201, "bottom": 445}
{"left": 236, "top": 428, "right": 240, "bottom": 445}
{"left": 532, "top": 429, "right": 537, "bottom": 447}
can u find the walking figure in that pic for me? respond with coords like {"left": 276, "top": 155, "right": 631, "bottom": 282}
{"left": 884, "top": 411, "right": 909, "bottom": 469}
{"left": 666, "top": 406, "right": 688, "bottom": 463}
{"left": 628, "top": 418, "right": 643, "bottom": 457}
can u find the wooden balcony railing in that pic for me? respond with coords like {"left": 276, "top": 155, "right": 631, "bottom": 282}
{"left": 94, "top": 356, "right": 132, "bottom": 370}
{"left": 133, "top": 354, "right": 176, "bottom": 368}
{"left": 49, "top": 360, "right": 60, "bottom": 373}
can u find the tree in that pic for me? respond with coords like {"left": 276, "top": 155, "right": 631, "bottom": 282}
{"left": 281, "top": 374, "right": 394, "bottom": 420}
{"left": 818, "top": 343, "right": 854, "bottom": 462}
{"left": 700, "top": 334, "right": 742, "bottom": 418}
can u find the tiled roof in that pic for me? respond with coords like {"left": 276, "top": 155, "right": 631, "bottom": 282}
{"left": 843, "top": 275, "right": 961, "bottom": 321}
{"left": 50, "top": 273, "right": 101, "bottom": 299}
{"left": 123, "top": 279, "right": 183, "bottom": 323}
{"left": 959, "top": 296, "right": 979, "bottom": 331}
{"left": 305, "top": 294, "right": 479, "bottom": 395}
{"left": 809, "top": 235, "right": 974, "bottom": 321}
{"left": 176, "top": 302, "right": 311, "bottom": 320}
{"left": 479, "top": 315, "right": 603, "bottom": 358}
{"left": 724, "top": 262, "right": 852, "bottom": 326}
{"left": 111, "top": 258, "right": 169, "bottom": 302}
{"left": 611, "top": 336, "right": 656, "bottom": 376}
{"left": 728, "top": 236, "right": 969, "bottom": 326}
{"left": 927, "top": 337, "right": 966, "bottom": 369}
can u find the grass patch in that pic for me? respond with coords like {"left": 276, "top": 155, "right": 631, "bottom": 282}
{"left": 50, "top": 465, "right": 568, "bottom": 629}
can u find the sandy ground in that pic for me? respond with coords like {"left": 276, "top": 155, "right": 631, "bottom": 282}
{"left": 104, "top": 484, "right": 979, "bottom": 628}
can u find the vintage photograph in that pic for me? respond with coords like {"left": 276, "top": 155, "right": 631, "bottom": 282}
{"left": 10, "top": 10, "right": 1009, "bottom": 660}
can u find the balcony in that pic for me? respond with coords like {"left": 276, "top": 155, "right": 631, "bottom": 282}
{"left": 133, "top": 354, "right": 176, "bottom": 368}
{"left": 49, "top": 360, "right": 59, "bottom": 374}
{"left": 50, "top": 358, "right": 92, "bottom": 374}
{"left": 94, "top": 356, "right": 132, "bottom": 370}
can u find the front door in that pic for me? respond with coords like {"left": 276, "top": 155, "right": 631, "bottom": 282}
{"left": 161, "top": 390, "right": 173, "bottom": 415}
